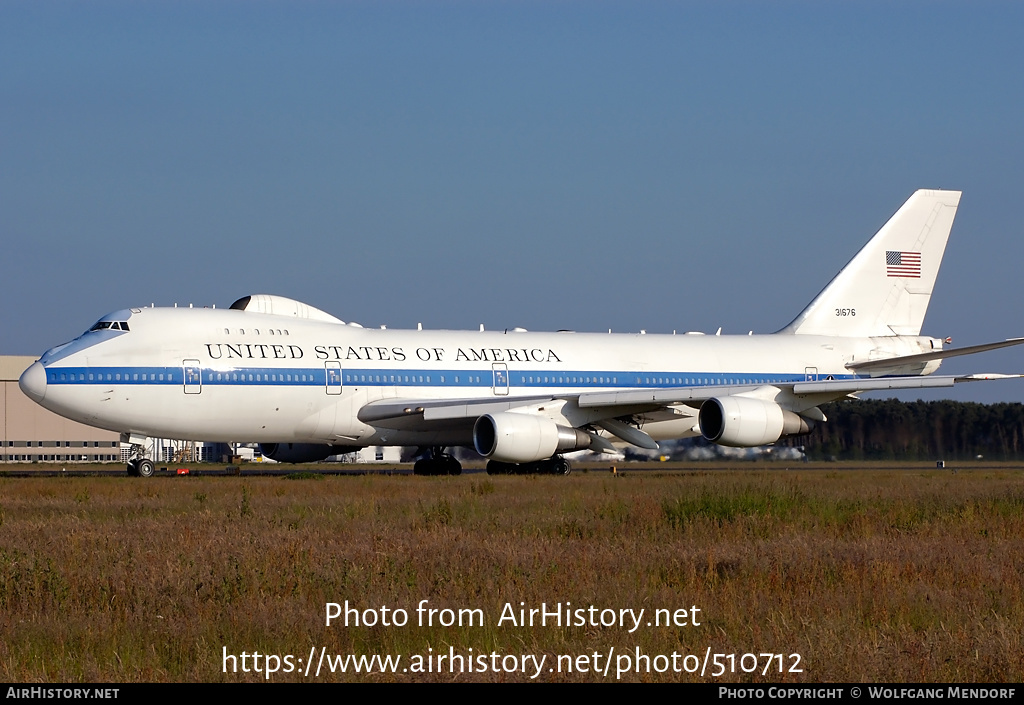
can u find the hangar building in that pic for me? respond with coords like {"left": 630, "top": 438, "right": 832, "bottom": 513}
{"left": 1, "top": 356, "right": 121, "bottom": 462}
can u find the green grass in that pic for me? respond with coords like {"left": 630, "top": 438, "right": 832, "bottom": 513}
{"left": 0, "top": 467, "right": 1022, "bottom": 681}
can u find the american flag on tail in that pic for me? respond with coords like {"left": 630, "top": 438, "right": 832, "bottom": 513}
{"left": 885, "top": 250, "right": 921, "bottom": 278}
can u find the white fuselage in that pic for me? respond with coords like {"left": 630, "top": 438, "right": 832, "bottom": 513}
{"left": 22, "top": 306, "right": 938, "bottom": 447}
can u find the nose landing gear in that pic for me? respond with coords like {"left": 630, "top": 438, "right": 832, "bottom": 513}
{"left": 126, "top": 444, "right": 155, "bottom": 478}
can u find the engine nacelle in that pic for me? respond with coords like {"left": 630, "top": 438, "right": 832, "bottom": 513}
{"left": 698, "top": 397, "right": 814, "bottom": 447}
{"left": 473, "top": 412, "right": 591, "bottom": 464}
{"left": 259, "top": 443, "right": 360, "bottom": 463}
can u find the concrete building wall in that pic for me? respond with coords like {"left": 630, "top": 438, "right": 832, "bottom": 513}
{"left": 1, "top": 356, "right": 121, "bottom": 462}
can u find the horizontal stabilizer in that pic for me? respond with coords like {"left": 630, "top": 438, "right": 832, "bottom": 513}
{"left": 846, "top": 338, "right": 1024, "bottom": 372}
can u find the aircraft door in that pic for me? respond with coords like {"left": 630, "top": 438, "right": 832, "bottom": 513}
{"left": 492, "top": 363, "right": 509, "bottom": 396}
{"left": 183, "top": 360, "right": 201, "bottom": 394}
{"left": 325, "top": 361, "right": 342, "bottom": 395}
{"left": 805, "top": 367, "right": 818, "bottom": 381}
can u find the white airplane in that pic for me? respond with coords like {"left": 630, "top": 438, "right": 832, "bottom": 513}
{"left": 19, "top": 189, "right": 1024, "bottom": 477}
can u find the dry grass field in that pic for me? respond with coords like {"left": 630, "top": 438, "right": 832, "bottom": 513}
{"left": 1, "top": 463, "right": 1022, "bottom": 682}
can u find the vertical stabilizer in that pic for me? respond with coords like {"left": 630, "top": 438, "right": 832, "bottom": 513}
{"left": 779, "top": 189, "right": 961, "bottom": 337}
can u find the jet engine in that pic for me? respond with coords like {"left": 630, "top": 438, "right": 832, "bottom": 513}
{"left": 473, "top": 412, "right": 591, "bottom": 464}
{"left": 698, "top": 396, "right": 814, "bottom": 447}
{"left": 259, "top": 443, "right": 360, "bottom": 463}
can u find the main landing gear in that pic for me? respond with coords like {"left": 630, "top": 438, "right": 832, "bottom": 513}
{"left": 486, "top": 456, "right": 571, "bottom": 476}
{"left": 413, "top": 447, "right": 462, "bottom": 476}
{"left": 125, "top": 444, "right": 155, "bottom": 478}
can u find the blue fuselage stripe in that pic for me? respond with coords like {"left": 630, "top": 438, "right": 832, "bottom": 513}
{"left": 43, "top": 365, "right": 857, "bottom": 389}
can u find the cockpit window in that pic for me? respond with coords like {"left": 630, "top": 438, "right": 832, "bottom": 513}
{"left": 89, "top": 321, "right": 129, "bottom": 332}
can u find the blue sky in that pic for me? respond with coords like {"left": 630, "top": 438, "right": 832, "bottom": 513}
{"left": 3, "top": 1, "right": 1023, "bottom": 402}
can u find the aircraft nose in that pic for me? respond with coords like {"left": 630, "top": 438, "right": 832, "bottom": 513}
{"left": 19, "top": 361, "right": 47, "bottom": 403}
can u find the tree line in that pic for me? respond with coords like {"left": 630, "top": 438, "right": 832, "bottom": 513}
{"left": 778, "top": 399, "right": 1024, "bottom": 461}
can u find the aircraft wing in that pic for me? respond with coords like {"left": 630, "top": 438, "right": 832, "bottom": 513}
{"left": 358, "top": 395, "right": 560, "bottom": 425}
{"left": 578, "top": 373, "right": 1023, "bottom": 405}
{"left": 358, "top": 372, "right": 1022, "bottom": 432}
{"left": 787, "top": 373, "right": 1022, "bottom": 395}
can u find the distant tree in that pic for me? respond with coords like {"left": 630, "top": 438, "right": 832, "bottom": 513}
{"left": 786, "top": 399, "right": 1024, "bottom": 461}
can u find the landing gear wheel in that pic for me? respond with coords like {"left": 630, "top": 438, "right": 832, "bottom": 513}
{"left": 486, "top": 460, "right": 515, "bottom": 475}
{"left": 127, "top": 460, "right": 139, "bottom": 477}
{"left": 486, "top": 457, "right": 570, "bottom": 475}
{"left": 136, "top": 458, "right": 155, "bottom": 478}
{"left": 413, "top": 452, "right": 462, "bottom": 476}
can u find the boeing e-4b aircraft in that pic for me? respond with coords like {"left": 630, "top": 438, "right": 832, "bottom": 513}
{"left": 20, "top": 189, "right": 1024, "bottom": 476}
